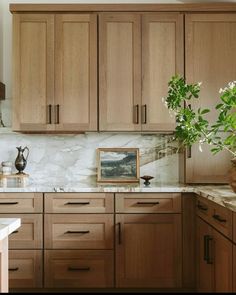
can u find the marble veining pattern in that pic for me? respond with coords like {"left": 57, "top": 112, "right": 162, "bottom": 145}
{"left": 0, "top": 132, "right": 179, "bottom": 185}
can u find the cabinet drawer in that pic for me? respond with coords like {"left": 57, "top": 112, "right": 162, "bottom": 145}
{"left": 44, "top": 250, "right": 114, "bottom": 288}
{"left": 197, "top": 196, "right": 233, "bottom": 239}
{"left": 9, "top": 250, "right": 43, "bottom": 289}
{"left": 116, "top": 193, "right": 181, "bottom": 213}
{"left": 234, "top": 213, "right": 236, "bottom": 244}
{"left": 196, "top": 196, "right": 211, "bottom": 222}
{"left": 210, "top": 202, "right": 233, "bottom": 239}
{"left": 5, "top": 214, "right": 43, "bottom": 249}
{"left": 0, "top": 193, "right": 43, "bottom": 213}
{"left": 44, "top": 214, "right": 113, "bottom": 249}
{"left": 44, "top": 193, "right": 114, "bottom": 213}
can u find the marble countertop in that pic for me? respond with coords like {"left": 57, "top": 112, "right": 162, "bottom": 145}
{"left": 0, "top": 182, "right": 235, "bottom": 212}
{"left": 0, "top": 218, "right": 21, "bottom": 240}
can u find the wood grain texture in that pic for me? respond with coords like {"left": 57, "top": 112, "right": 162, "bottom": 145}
{"left": 10, "top": 3, "right": 236, "bottom": 12}
{"left": 99, "top": 13, "right": 141, "bottom": 131}
{"left": 0, "top": 193, "right": 43, "bottom": 213}
{"left": 55, "top": 14, "right": 97, "bottom": 131}
{"left": 12, "top": 14, "right": 55, "bottom": 132}
{"left": 9, "top": 250, "right": 43, "bottom": 289}
{"left": 182, "top": 193, "right": 196, "bottom": 290}
{"left": 116, "top": 213, "right": 182, "bottom": 288}
{"left": 115, "top": 193, "right": 181, "bottom": 213}
{"left": 44, "top": 193, "right": 114, "bottom": 213}
{"left": 44, "top": 250, "right": 114, "bottom": 288}
{"left": 3, "top": 214, "right": 43, "bottom": 249}
{"left": 185, "top": 14, "right": 236, "bottom": 183}
{"left": 141, "top": 13, "right": 183, "bottom": 131}
{"left": 44, "top": 214, "right": 114, "bottom": 249}
{"left": 233, "top": 245, "right": 236, "bottom": 292}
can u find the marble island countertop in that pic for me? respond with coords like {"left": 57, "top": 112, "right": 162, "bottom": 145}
{"left": 0, "top": 182, "right": 236, "bottom": 211}
{"left": 0, "top": 218, "right": 21, "bottom": 240}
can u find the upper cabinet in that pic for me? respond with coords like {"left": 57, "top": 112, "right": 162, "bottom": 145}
{"left": 12, "top": 13, "right": 97, "bottom": 132}
{"left": 99, "top": 13, "right": 184, "bottom": 132}
{"left": 185, "top": 14, "right": 236, "bottom": 183}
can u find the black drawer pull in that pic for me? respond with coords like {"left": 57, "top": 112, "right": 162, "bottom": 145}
{"left": 9, "top": 267, "right": 19, "bottom": 272}
{"left": 65, "top": 230, "right": 90, "bottom": 234}
{"left": 136, "top": 201, "right": 159, "bottom": 205}
{"left": 197, "top": 204, "right": 208, "bottom": 211}
{"left": 0, "top": 202, "right": 18, "bottom": 205}
{"left": 68, "top": 266, "right": 90, "bottom": 272}
{"left": 212, "top": 214, "right": 226, "bottom": 223}
{"left": 65, "top": 202, "right": 90, "bottom": 205}
{"left": 12, "top": 230, "right": 19, "bottom": 234}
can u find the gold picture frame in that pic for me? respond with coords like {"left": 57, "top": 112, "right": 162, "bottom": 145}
{"left": 97, "top": 148, "right": 140, "bottom": 183}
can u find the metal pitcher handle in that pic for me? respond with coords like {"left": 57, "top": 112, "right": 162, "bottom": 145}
{"left": 23, "top": 147, "right": 29, "bottom": 161}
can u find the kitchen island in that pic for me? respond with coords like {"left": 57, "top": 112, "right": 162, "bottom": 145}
{"left": 0, "top": 218, "right": 21, "bottom": 293}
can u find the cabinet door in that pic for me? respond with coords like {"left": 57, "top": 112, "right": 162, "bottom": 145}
{"left": 99, "top": 13, "right": 141, "bottom": 131}
{"left": 116, "top": 214, "right": 182, "bottom": 288}
{"left": 213, "top": 228, "right": 233, "bottom": 292}
{"left": 12, "top": 14, "right": 54, "bottom": 131}
{"left": 185, "top": 14, "right": 236, "bottom": 183}
{"left": 233, "top": 245, "right": 236, "bottom": 292}
{"left": 196, "top": 217, "right": 214, "bottom": 292}
{"left": 141, "top": 13, "right": 183, "bottom": 131}
{"left": 55, "top": 14, "right": 97, "bottom": 131}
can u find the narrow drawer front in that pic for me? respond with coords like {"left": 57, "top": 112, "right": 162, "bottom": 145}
{"left": 116, "top": 193, "right": 181, "bottom": 213}
{"left": 9, "top": 250, "right": 43, "bottom": 289}
{"left": 44, "top": 193, "right": 114, "bottom": 213}
{"left": 44, "top": 250, "right": 114, "bottom": 288}
{"left": 6, "top": 214, "right": 43, "bottom": 249}
{"left": 45, "top": 214, "right": 113, "bottom": 249}
{"left": 210, "top": 202, "right": 233, "bottom": 239}
{"left": 234, "top": 213, "right": 236, "bottom": 244}
{"left": 0, "top": 193, "right": 43, "bottom": 213}
{"left": 196, "top": 196, "right": 211, "bottom": 222}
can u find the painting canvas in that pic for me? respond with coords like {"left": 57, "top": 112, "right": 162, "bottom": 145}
{"left": 97, "top": 148, "right": 140, "bottom": 183}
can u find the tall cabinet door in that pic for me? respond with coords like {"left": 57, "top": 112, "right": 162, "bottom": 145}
{"left": 55, "top": 14, "right": 97, "bottom": 131}
{"left": 116, "top": 214, "right": 182, "bottom": 288}
{"left": 12, "top": 14, "right": 54, "bottom": 131}
{"left": 185, "top": 14, "right": 236, "bottom": 183}
{"left": 196, "top": 217, "right": 214, "bottom": 292}
{"left": 99, "top": 14, "right": 141, "bottom": 131}
{"left": 141, "top": 13, "right": 184, "bottom": 131}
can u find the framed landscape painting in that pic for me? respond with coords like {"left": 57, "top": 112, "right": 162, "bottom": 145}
{"left": 97, "top": 148, "right": 140, "bottom": 183}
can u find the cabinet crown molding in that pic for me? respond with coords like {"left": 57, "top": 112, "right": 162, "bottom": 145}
{"left": 10, "top": 3, "right": 236, "bottom": 13}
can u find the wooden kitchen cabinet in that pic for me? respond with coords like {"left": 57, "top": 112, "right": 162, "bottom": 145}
{"left": 13, "top": 13, "right": 97, "bottom": 132}
{"left": 196, "top": 196, "right": 233, "bottom": 292}
{"left": 99, "top": 13, "right": 183, "bottom": 132}
{"left": 115, "top": 213, "right": 182, "bottom": 288}
{"left": 185, "top": 13, "right": 236, "bottom": 183}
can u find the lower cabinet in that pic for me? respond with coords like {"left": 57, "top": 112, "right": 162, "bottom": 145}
{"left": 234, "top": 245, "right": 236, "bottom": 292}
{"left": 115, "top": 214, "right": 182, "bottom": 288}
{"left": 44, "top": 250, "right": 114, "bottom": 288}
{"left": 9, "top": 250, "right": 43, "bottom": 288}
{"left": 196, "top": 216, "right": 233, "bottom": 292}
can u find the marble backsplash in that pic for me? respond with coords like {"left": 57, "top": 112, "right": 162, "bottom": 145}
{"left": 0, "top": 132, "right": 179, "bottom": 185}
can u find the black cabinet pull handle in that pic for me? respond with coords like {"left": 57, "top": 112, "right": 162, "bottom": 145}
{"left": 197, "top": 204, "right": 208, "bottom": 211}
{"left": 136, "top": 201, "right": 159, "bottom": 205}
{"left": 212, "top": 214, "right": 226, "bottom": 223}
{"left": 55, "top": 104, "right": 60, "bottom": 124}
{"left": 0, "top": 202, "right": 18, "bottom": 205}
{"left": 134, "top": 104, "right": 139, "bottom": 124}
{"left": 12, "top": 230, "right": 19, "bottom": 234}
{"left": 207, "top": 235, "right": 213, "bottom": 264}
{"left": 65, "top": 230, "right": 90, "bottom": 234}
{"left": 142, "top": 104, "right": 147, "bottom": 124}
{"left": 65, "top": 202, "right": 90, "bottom": 205}
{"left": 9, "top": 267, "right": 19, "bottom": 272}
{"left": 117, "top": 222, "right": 122, "bottom": 245}
{"left": 48, "top": 104, "right": 52, "bottom": 124}
{"left": 68, "top": 266, "right": 90, "bottom": 272}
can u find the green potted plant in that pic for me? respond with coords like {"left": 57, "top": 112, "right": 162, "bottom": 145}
{"left": 163, "top": 75, "right": 236, "bottom": 192}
